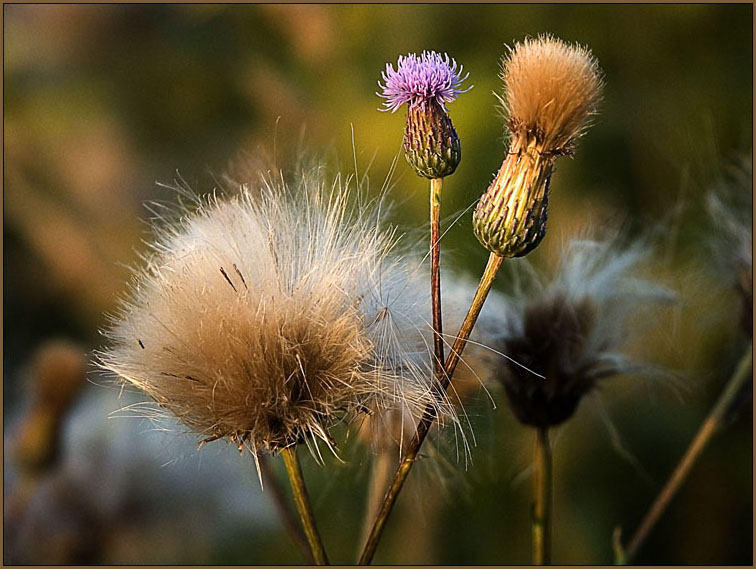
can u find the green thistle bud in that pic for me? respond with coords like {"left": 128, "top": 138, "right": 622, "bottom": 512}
{"left": 403, "top": 100, "right": 461, "bottom": 179}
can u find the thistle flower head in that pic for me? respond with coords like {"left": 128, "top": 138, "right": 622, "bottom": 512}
{"left": 473, "top": 35, "right": 603, "bottom": 258}
{"left": 378, "top": 51, "right": 471, "bottom": 113}
{"left": 502, "top": 34, "right": 603, "bottom": 153}
{"left": 378, "top": 51, "right": 470, "bottom": 179}
{"left": 98, "top": 167, "right": 449, "bottom": 456}
{"left": 484, "top": 233, "right": 675, "bottom": 427}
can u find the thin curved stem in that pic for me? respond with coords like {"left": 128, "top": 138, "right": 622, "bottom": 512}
{"left": 258, "top": 453, "right": 314, "bottom": 564}
{"left": 533, "top": 426, "right": 552, "bottom": 565}
{"left": 358, "top": 443, "right": 395, "bottom": 557}
{"left": 430, "top": 177, "right": 446, "bottom": 377}
{"left": 358, "top": 252, "right": 504, "bottom": 565}
{"left": 281, "top": 446, "right": 329, "bottom": 565}
{"left": 623, "top": 343, "right": 753, "bottom": 563}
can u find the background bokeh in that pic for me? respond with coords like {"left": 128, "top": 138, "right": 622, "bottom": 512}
{"left": 3, "top": 4, "right": 752, "bottom": 564}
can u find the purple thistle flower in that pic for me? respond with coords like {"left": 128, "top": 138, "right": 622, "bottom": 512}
{"left": 378, "top": 51, "right": 472, "bottom": 113}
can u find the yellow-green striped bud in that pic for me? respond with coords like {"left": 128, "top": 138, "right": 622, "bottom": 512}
{"left": 473, "top": 136, "right": 555, "bottom": 258}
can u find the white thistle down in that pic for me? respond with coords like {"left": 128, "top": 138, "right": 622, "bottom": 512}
{"left": 97, "top": 166, "right": 453, "bottom": 458}
{"left": 705, "top": 157, "right": 752, "bottom": 337}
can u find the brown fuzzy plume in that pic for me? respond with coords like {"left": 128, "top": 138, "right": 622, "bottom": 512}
{"left": 502, "top": 34, "right": 603, "bottom": 153}
{"left": 473, "top": 35, "right": 603, "bottom": 258}
{"left": 98, "top": 168, "right": 448, "bottom": 456}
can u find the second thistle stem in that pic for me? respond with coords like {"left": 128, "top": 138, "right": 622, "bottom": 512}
{"left": 430, "top": 177, "right": 445, "bottom": 376}
{"left": 281, "top": 446, "right": 329, "bottom": 565}
{"left": 622, "top": 343, "right": 753, "bottom": 563}
{"left": 358, "top": 252, "right": 504, "bottom": 565}
{"left": 533, "top": 426, "right": 552, "bottom": 565}
{"left": 258, "top": 454, "right": 314, "bottom": 564}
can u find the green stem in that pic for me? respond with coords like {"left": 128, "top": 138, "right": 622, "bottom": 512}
{"left": 533, "top": 426, "right": 552, "bottom": 565}
{"left": 358, "top": 252, "right": 504, "bottom": 565}
{"left": 430, "top": 177, "right": 445, "bottom": 379}
{"left": 281, "top": 446, "right": 329, "bottom": 565}
{"left": 259, "top": 453, "right": 314, "bottom": 564}
{"left": 623, "top": 343, "right": 753, "bottom": 563}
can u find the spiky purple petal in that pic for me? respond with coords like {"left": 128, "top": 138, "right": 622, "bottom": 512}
{"left": 378, "top": 51, "right": 471, "bottom": 112}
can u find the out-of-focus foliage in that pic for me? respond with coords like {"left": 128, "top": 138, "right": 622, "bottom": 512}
{"left": 3, "top": 4, "right": 751, "bottom": 565}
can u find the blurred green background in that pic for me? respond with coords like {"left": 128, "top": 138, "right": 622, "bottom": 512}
{"left": 3, "top": 4, "right": 752, "bottom": 565}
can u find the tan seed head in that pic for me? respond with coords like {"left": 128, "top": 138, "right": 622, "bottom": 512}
{"left": 502, "top": 34, "right": 603, "bottom": 153}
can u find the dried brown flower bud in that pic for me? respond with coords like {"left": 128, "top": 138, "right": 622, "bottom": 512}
{"left": 15, "top": 340, "right": 87, "bottom": 472}
{"left": 473, "top": 35, "right": 603, "bottom": 258}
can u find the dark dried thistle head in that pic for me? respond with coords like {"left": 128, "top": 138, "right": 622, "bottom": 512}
{"left": 500, "top": 294, "right": 606, "bottom": 427}
{"left": 486, "top": 234, "right": 675, "bottom": 427}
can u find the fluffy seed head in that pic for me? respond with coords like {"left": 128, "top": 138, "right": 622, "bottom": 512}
{"left": 98, "top": 167, "right": 447, "bottom": 455}
{"left": 484, "top": 233, "right": 675, "bottom": 427}
{"left": 473, "top": 35, "right": 603, "bottom": 258}
{"left": 378, "top": 51, "right": 471, "bottom": 113}
{"left": 502, "top": 34, "right": 603, "bottom": 153}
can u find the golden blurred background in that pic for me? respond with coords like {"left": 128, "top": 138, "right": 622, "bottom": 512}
{"left": 3, "top": 4, "right": 752, "bottom": 564}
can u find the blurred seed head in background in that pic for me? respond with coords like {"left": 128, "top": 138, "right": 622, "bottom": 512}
{"left": 482, "top": 232, "right": 676, "bottom": 427}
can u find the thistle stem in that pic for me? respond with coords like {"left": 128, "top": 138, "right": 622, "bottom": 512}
{"left": 258, "top": 453, "right": 314, "bottom": 564}
{"left": 281, "top": 446, "right": 329, "bottom": 565}
{"left": 430, "top": 177, "right": 446, "bottom": 377}
{"left": 358, "top": 252, "right": 504, "bottom": 565}
{"left": 533, "top": 426, "right": 552, "bottom": 565}
{"left": 623, "top": 343, "right": 753, "bottom": 563}
{"left": 358, "top": 443, "right": 395, "bottom": 557}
